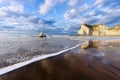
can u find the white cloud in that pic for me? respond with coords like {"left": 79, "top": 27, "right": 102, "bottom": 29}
{"left": 63, "top": 8, "right": 77, "bottom": 19}
{"left": 79, "top": 4, "right": 89, "bottom": 12}
{"left": 39, "top": 0, "right": 64, "bottom": 15}
{"left": 98, "top": 7, "right": 120, "bottom": 24}
{"left": 67, "top": 0, "right": 78, "bottom": 7}
{"left": 89, "top": 11, "right": 96, "bottom": 16}
{"left": 0, "top": 1, "right": 24, "bottom": 17}
{"left": 39, "top": 0, "right": 53, "bottom": 15}
{"left": 63, "top": 4, "right": 89, "bottom": 19}
{"left": 0, "top": 7, "right": 8, "bottom": 17}
{"left": 8, "top": 2, "right": 24, "bottom": 13}
{"left": 94, "top": 0, "right": 105, "bottom": 6}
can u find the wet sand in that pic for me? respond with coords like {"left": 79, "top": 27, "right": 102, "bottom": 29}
{"left": 0, "top": 40, "right": 120, "bottom": 80}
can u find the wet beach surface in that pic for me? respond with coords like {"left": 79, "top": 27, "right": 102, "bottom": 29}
{"left": 0, "top": 40, "right": 120, "bottom": 80}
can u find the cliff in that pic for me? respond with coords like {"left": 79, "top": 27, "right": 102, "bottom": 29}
{"left": 77, "top": 24, "right": 120, "bottom": 36}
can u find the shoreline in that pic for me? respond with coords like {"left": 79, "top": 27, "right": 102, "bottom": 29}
{"left": 0, "top": 41, "right": 87, "bottom": 76}
{"left": 0, "top": 40, "right": 120, "bottom": 80}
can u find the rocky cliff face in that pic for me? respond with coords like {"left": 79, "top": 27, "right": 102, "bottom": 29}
{"left": 77, "top": 24, "right": 120, "bottom": 36}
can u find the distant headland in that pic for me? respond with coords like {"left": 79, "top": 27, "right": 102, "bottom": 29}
{"left": 77, "top": 24, "right": 120, "bottom": 36}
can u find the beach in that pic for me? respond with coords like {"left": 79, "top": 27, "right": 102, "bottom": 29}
{"left": 0, "top": 0, "right": 120, "bottom": 80}
{"left": 0, "top": 36, "right": 81, "bottom": 69}
{"left": 0, "top": 36, "right": 120, "bottom": 80}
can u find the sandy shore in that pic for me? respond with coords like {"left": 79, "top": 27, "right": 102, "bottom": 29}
{"left": 0, "top": 40, "right": 120, "bottom": 80}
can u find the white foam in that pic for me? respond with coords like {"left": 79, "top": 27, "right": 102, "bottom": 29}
{"left": 0, "top": 41, "right": 87, "bottom": 76}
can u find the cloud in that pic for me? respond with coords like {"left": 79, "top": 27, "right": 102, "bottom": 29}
{"left": 0, "top": 0, "right": 66, "bottom": 34}
{"left": 8, "top": 2, "right": 24, "bottom": 13}
{"left": 0, "top": 7, "right": 8, "bottom": 17}
{"left": 0, "top": 0, "right": 5, "bottom": 3}
{"left": 63, "top": 8, "right": 77, "bottom": 19}
{"left": 94, "top": 0, "right": 105, "bottom": 6}
{"left": 98, "top": 7, "right": 120, "bottom": 25}
{"left": 6, "top": 15, "right": 57, "bottom": 31}
{"left": 27, "top": 16, "right": 40, "bottom": 24}
{"left": 63, "top": 3, "right": 89, "bottom": 19}
{"left": 0, "top": 0, "right": 30, "bottom": 31}
{"left": 67, "top": 0, "right": 79, "bottom": 7}
{"left": 79, "top": 4, "right": 89, "bottom": 12}
{"left": 63, "top": 0, "right": 90, "bottom": 19}
{"left": 0, "top": 0, "right": 120, "bottom": 35}
{"left": 63, "top": 0, "right": 120, "bottom": 27}
{"left": 39, "top": 0, "right": 54, "bottom": 15}
{"left": 39, "top": 0, "right": 64, "bottom": 15}
{"left": 0, "top": 1, "right": 24, "bottom": 17}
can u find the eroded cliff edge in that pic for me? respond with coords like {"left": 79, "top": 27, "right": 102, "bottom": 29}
{"left": 77, "top": 24, "right": 120, "bottom": 36}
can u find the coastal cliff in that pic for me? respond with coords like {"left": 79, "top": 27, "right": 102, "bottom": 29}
{"left": 77, "top": 24, "right": 120, "bottom": 36}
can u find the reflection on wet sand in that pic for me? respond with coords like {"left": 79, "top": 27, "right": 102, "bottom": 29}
{"left": 80, "top": 40, "right": 98, "bottom": 49}
{"left": 0, "top": 40, "right": 120, "bottom": 80}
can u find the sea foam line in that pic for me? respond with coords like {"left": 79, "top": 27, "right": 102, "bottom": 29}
{"left": 0, "top": 41, "right": 87, "bottom": 76}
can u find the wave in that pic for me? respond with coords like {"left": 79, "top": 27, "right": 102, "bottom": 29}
{"left": 0, "top": 41, "right": 87, "bottom": 76}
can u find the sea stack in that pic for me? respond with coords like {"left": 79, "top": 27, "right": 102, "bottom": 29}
{"left": 38, "top": 32, "right": 46, "bottom": 38}
{"left": 77, "top": 24, "right": 120, "bottom": 36}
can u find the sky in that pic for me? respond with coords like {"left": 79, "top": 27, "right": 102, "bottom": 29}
{"left": 0, "top": 0, "right": 120, "bottom": 35}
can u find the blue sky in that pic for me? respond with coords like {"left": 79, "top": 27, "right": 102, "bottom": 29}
{"left": 0, "top": 0, "right": 120, "bottom": 35}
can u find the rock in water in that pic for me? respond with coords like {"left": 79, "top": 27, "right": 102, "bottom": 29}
{"left": 38, "top": 32, "right": 46, "bottom": 38}
{"left": 77, "top": 24, "right": 120, "bottom": 36}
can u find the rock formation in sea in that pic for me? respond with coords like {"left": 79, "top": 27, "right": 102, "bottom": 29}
{"left": 77, "top": 24, "right": 120, "bottom": 36}
{"left": 38, "top": 32, "right": 46, "bottom": 38}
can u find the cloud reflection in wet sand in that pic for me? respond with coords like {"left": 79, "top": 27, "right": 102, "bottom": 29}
{"left": 0, "top": 40, "right": 120, "bottom": 80}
